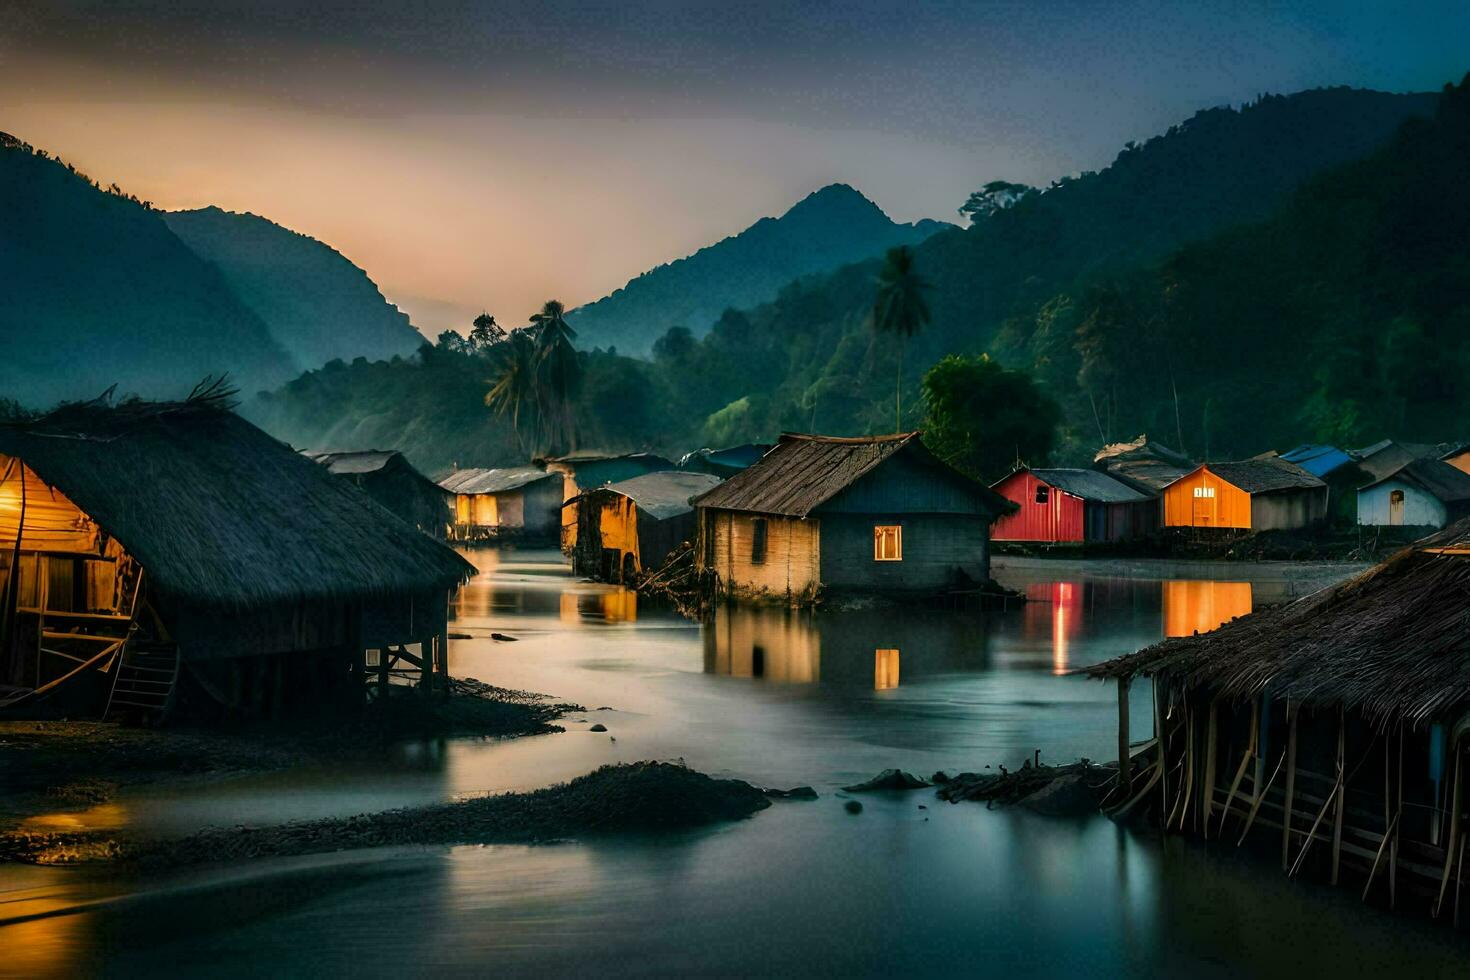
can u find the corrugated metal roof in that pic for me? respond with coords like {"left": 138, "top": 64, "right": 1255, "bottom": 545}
{"left": 1186, "top": 459, "right": 1325, "bottom": 494}
{"left": 592, "top": 471, "right": 725, "bottom": 520}
{"left": 1365, "top": 458, "right": 1470, "bottom": 504}
{"left": 439, "top": 466, "right": 557, "bottom": 495}
{"left": 1280, "top": 444, "right": 1355, "bottom": 477}
{"left": 1027, "top": 468, "right": 1151, "bottom": 503}
{"left": 304, "top": 450, "right": 400, "bottom": 475}
{"left": 691, "top": 432, "right": 1010, "bottom": 518}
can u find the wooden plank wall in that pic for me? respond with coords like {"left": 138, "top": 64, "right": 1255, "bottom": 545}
{"left": 819, "top": 513, "right": 990, "bottom": 592}
{"left": 702, "top": 509, "right": 819, "bottom": 599}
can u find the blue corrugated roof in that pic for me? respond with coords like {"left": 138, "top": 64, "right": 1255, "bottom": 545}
{"left": 1280, "top": 444, "right": 1355, "bottom": 477}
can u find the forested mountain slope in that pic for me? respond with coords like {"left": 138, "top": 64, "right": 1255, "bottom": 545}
{"left": 164, "top": 207, "right": 425, "bottom": 372}
{"left": 567, "top": 183, "right": 947, "bottom": 356}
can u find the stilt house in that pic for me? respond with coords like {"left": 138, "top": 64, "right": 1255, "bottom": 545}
{"left": 571, "top": 471, "right": 722, "bottom": 582}
{"left": 990, "top": 467, "right": 1154, "bottom": 544}
{"left": 0, "top": 394, "right": 473, "bottom": 720}
{"left": 691, "top": 432, "right": 1014, "bottom": 601}
{"left": 305, "top": 450, "right": 451, "bottom": 536}
{"left": 1087, "top": 520, "right": 1470, "bottom": 920}
{"left": 537, "top": 451, "right": 676, "bottom": 549}
{"left": 439, "top": 466, "right": 562, "bottom": 542}
{"left": 1160, "top": 459, "right": 1327, "bottom": 531}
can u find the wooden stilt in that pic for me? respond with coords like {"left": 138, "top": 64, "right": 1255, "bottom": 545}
{"left": 1391, "top": 726, "right": 1402, "bottom": 909}
{"left": 1217, "top": 701, "right": 1259, "bottom": 838}
{"left": 1362, "top": 812, "right": 1400, "bottom": 902}
{"left": 1433, "top": 747, "right": 1463, "bottom": 918}
{"left": 1281, "top": 703, "right": 1297, "bottom": 870}
{"left": 1237, "top": 749, "right": 1285, "bottom": 846}
{"left": 1117, "top": 677, "right": 1132, "bottom": 793}
{"left": 1331, "top": 709, "right": 1346, "bottom": 886}
{"left": 1202, "top": 701, "right": 1219, "bottom": 838}
{"left": 437, "top": 627, "right": 450, "bottom": 698}
{"left": 418, "top": 636, "right": 433, "bottom": 694}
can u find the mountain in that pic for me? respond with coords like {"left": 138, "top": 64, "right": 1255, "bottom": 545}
{"left": 617, "top": 86, "right": 1442, "bottom": 448}
{"left": 998, "top": 74, "right": 1470, "bottom": 458}
{"left": 0, "top": 133, "right": 299, "bottom": 409}
{"left": 163, "top": 207, "right": 425, "bottom": 370}
{"left": 566, "top": 184, "right": 949, "bottom": 356}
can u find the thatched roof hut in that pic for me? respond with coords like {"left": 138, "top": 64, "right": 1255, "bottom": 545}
{"left": 1086, "top": 520, "right": 1470, "bottom": 728}
{"left": 305, "top": 449, "right": 453, "bottom": 536}
{"left": 1, "top": 393, "right": 472, "bottom": 715}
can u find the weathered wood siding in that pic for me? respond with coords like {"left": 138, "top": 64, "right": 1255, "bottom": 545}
{"left": 1251, "top": 488, "right": 1327, "bottom": 530}
{"left": 1358, "top": 480, "right": 1447, "bottom": 528}
{"left": 818, "top": 513, "right": 991, "bottom": 593}
{"left": 1162, "top": 468, "right": 1253, "bottom": 529}
{"left": 699, "top": 509, "right": 819, "bottom": 599}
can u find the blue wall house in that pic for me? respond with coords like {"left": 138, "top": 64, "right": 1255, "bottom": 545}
{"left": 1357, "top": 459, "right": 1470, "bottom": 529}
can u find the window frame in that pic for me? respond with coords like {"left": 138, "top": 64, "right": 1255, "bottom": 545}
{"left": 873, "top": 524, "right": 903, "bottom": 562}
{"left": 1035, "top": 485, "right": 1049, "bottom": 505}
{"left": 751, "top": 517, "right": 768, "bottom": 565}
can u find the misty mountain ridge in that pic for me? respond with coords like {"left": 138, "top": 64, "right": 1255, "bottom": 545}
{"left": 567, "top": 183, "right": 949, "bottom": 357}
{"left": 0, "top": 136, "right": 426, "bottom": 409}
{"left": 164, "top": 206, "right": 425, "bottom": 370}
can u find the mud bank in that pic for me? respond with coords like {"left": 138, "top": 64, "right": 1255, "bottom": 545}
{"left": 7, "top": 762, "right": 771, "bottom": 867}
{"left": 0, "top": 678, "right": 580, "bottom": 840}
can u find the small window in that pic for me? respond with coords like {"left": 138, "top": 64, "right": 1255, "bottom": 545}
{"left": 1193, "top": 486, "right": 1215, "bottom": 499}
{"left": 1035, "top": 485, "right": 1049, "bottom": 504}
{"left": 751, "top": 518, "right": 768, "bottom": 565}
{"left": 874, "top": 525, "right": 902, "bottom": 561}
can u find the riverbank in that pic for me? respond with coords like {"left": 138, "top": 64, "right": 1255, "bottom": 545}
{"left": 0, "top": 676, "right": 580, "bottom": 857}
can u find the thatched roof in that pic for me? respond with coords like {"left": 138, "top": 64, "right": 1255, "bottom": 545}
{"left": 1173, "top": 459, "right": 1325, "bottom": 494}
{"left": 1092, "top": 435, "right": 1192, "bottom": 493}
{"left": 1026, "top": 468, "right": 1150, "bottom": 504}
{"left": 692, "top": 432, "right": 1011, "bottom": 518}
{"left": 0, "top": 395, "right": 472, "bottom": 609}
{"left": 589, "top": 471, "right": 723, "bottom": 520}
{"left": 439, "top": 466, "right": 556, "bottom": 495}
{"left": 1085, "top": 520, "right": 1470, "bottom": 727}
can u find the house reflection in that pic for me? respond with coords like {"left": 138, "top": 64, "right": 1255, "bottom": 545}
{"left": 703, "top": 604, "right": 986, "bottom": 690}
{"left": 559, "top": 588, "right": 638, "bottom": 624}
{"left": 1161, "top": 580, "right": 1252, "bottom": 637}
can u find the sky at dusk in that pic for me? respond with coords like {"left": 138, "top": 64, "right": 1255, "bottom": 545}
{"left": 3, "top": 1, "right": 1466, "bottom": 336}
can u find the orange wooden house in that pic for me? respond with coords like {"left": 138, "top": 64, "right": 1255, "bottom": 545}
{"left": 1161, "top": 459, "right": 1326, "bottom": 531}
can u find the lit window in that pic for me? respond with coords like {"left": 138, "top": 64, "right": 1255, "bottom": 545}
{"left": 874, "top": 525, "right": 902, "bottom": 561}
{"left": 751, "top": 518, "right": 768, "bottom": 565}
{"left": 1035, "top": 485, "right": 1049, "bottom": 504}
{"left": 1192, "top": 486, "right": 1215, "bottom": 498}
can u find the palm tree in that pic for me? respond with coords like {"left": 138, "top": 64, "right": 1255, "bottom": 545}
{"left": 485, "top": 330, "right": 539, "bottom": 454}
{"left": 871, "top": 246, "right": 932, "bottom": 432}
{"left": 529, "top": 300, "right": 583, "bottom": 455}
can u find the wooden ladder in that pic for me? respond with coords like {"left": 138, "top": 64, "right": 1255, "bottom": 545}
{"left": 104, "top": 641, "right": 179, "bottom": 722}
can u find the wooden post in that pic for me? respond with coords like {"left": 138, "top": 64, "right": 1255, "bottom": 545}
{"left": 1202, "top": 701, "right": 1219, "bottom": 837}
{"left": 1331, "top": 709, "right": 1346, "bottom": 886}
{"left": 419, "top": 636, "right": 433, "bottom": 695}
{"left": 1434, "top": 746, "right": 1463, "bottom": 918}
{"left": 1281, "top": 704, "right": 1298, "bottom": 870}
{"left": 1117, "top": 677, "right": 1132, "bottom": 793}
{"left": 437, "top": 628, "right": 450, "bottom": 698}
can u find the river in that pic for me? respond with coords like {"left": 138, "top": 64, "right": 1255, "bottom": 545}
{"left": 4, "top": 549, "right": 1468, "bottom": 977}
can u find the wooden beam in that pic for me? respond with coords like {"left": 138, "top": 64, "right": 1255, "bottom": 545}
{"left": 1237, "top": 748, "right": 1285, "bottom": 846}
{"left": 1117, "top": 677, "right": 1132, "bottom": 793}
{"left": 1433, "top": 747, "right": 1463, "bottom": 918}
{"left": 1281, "top": 703, "right": 1298, "bottom": 870}
{"left": 1331, "top": 709, "right": 1346, "bottom": 886}
{"left": 1362, "top": 812, "right": 1400, "bottom": 902}
{"left": 1217, "top": 700, "right": 1259, "bottom": 839}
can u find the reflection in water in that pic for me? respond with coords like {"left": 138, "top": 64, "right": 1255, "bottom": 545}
{"left": 1161, "top": 580, "right": 1252, "bottom": 637}
{"left": 559, "top": 589, "right": 638, "bottom": 624}
{"left": 874, "top": 648, "right": 900, "bottom": 690}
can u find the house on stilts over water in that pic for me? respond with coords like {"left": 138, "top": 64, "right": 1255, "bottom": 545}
{"left": 439, "top": 466, "right": 562, "bottom": 543}
{"left": 691, "top": 432, "right": 1014, "bottom": 603}
{"left": 305, "top": 449, "right": 452, "bottom": 537}
{"left": 1086, "top": 518, "right": 1470, "bottom": 921}
{"left": 572, "top": 470, "right": 722, "bottom": 583}
{"left": 0, "top": 390, "right": 473, "bottom": 721}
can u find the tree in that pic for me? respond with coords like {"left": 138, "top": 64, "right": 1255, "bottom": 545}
{"left": 529, "top": 300, "right": 583, "bottom": 455}
{"left": 436, "top": 329, "right": 471, "bottom": 355}
{"left": 921, "top": 354, "right": 1060, "bottom": 482}
{"left": 652, "top": 325, "right": 696, "bottom": 365}
{"left": 870, "top": 246, "right": 932, "bottom": 432}
{"left": 958, "top": 180, "right": 1036, "bottom": 223}
{"left": 484, "top": 330, "right": 539, "bottom": 454}
{"left": 469, "top": 312, "right": 506, "bottom": 351}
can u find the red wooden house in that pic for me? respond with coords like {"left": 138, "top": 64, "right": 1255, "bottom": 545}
{"left": 990, "top": 468, "right": 1154, "bottom": 544}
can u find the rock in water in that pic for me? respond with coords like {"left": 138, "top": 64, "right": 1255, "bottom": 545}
{"left": 1018, "top": 773, "right": 1101, "bottom": 817}
{"left": 590, "top": 723, "right": 608, "bottom": 732}
{"left": 764, "top": 786, "right": 819, "bottom": 800}
{"left": 844, "top": 800, "right": 864, "bottom": 814}
{"left": 843, "top": 769, "right": 930, "bottom": 792}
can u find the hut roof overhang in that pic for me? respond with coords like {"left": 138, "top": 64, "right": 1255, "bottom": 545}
{"left": 581, "top": 471, "right": 723, "bottom": 520}
{"left": 438, "top": 466, "right": 557, "bottom": 495}
{"left": 691, "top": 432, "right": 1014, "bottom": 519}
{"left": 1018, "top": 467, "right": 1151, "bottom": 504}
{"left": 1166, "top": 459, "right": 1325, "bottom": 495}
{"left": 0, "top": 396, "right": 473, "bottom": 610}
{"left": 1085, "top": 520, "right": 1470, "bottom": 727}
